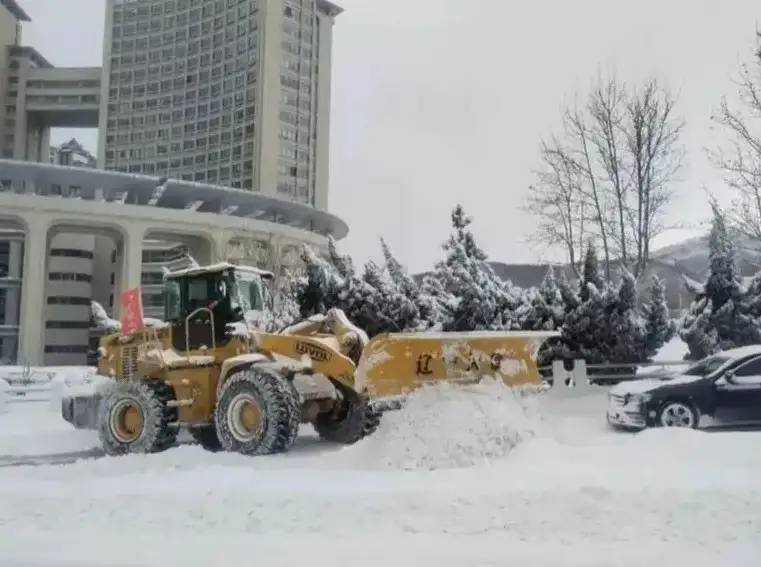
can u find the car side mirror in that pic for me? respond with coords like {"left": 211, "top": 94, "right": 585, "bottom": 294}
{"left": 724, "top": 370, "right": 737, "bottom": 384}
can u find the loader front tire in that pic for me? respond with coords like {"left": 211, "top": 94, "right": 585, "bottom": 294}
{"left": 313, "top": 381, "right": 380, "bottom": 444}
{"left": 214, "top": 368, "right": 301, "bottom": 455}
{"left": 98, "top": 379, "right": 178, "bottom": 456}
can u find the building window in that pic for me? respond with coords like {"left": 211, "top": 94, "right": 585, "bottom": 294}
{"left": 49, "top": 272, "right": 93, "bottom": 283}
{"left": 50, "top": 249, "right": 94, "bottom": 260}
{"left": 46, "top": 321, "right": 91, "bottom": 329}
{"left": 44, "top": 345, "right": 89, "bottom": 354}
{"left": 47, "top": 297, "right": 91, "bottom": 306}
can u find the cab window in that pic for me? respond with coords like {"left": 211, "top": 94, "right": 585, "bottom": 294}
{"left": 187, "top": 278, "right": 210, "bottom": 310}
{"left": 232, "top": 272, "right": 263, "bottom": 313}
{"left": 164, "top": 279, "right": 181, "bottom": 321}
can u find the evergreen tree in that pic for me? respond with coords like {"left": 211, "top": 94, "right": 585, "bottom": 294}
{"left": 642, "top": 275, "right": 675, "bottom": 358}
{"left": 521, "top": 266, "right": 565, "bottom": 331}
{"left": 449, "top": 204, "right": 488, "bottom": 261}
{"left": 380, "top": 238, "right": 436, "bottom": 329}
{"left": 560, "top": 281, "right": 610, "bottom": 363}
{"left": 340, "top": 261, "right": 401, "bottom": 337}
{"left": 605, "top": 268, "right": 647, "bottom": 364}
{"left": 267, "top": 272, "right": 301, "bottom": 331}
{"left": 297, "top": 246, "right": 343, "bottom": 318}
{"left": 433, "top": 206, "right": 514, "bottom": 331}
{"left": 557, "top": 269, "right": 580, "bottom": 314}
{"left": 328, "top": 235, "right": 354, "bottom": 278}
{"left": 680, "top": 204, "right": 760, "bottom": 359}
{"left": 380, "top": 238, "right": 416, "bottom": 296}
{"left": 580, "top": 242, "right": 604, "bottom": 302}
{"left": 419, "top": 273, "right": 452, "bottom": 330}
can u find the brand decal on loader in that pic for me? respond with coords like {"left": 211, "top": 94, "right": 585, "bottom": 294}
{"left": 416, "top": 353, "right": 434, "bottom": 375}
{"left": 296, "top": 341, "right": 332, "bottom": 362}
{"left": 416, "top": 350, "right": 508, "bottom": 375}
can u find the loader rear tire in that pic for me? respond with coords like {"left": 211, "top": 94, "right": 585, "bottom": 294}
{"left": 190, "top": 426, "right": 223, "bottom": 451}
{"left": 214, "top": 368, "right": 301, "bottom": 455}
{"left": 313, "top": 381, "right": 380, "bottom": 444}
{"left": 98, "top": 379, "right": 178, "bottom": 456}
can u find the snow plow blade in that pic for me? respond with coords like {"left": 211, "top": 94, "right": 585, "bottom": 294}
{"left": 355, "top": 331, "right": 558, "bottom": 401}
{"left": 61, "top": 393, "right": 101, "bottom": 430}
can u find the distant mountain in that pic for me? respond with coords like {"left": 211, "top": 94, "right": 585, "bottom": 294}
{"left": 487, "top": 232, "right": 761, "bottom": 313}
{"left": 414, "top": 232, "right": 761, "bottom": 314}
{"left": 650, "top": 231, "right": 761, "bottom": 280}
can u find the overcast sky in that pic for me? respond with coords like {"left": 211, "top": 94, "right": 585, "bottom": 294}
{"left": 18, "top": 0, "right": 761, "bottom": 272}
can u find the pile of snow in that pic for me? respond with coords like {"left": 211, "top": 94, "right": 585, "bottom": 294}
{"left": 344, "top": 379, "right": 540, "bottom": 470}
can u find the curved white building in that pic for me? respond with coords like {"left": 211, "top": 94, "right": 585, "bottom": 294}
{"left": 0, "top": 159, "right": 348, "bottom": 366}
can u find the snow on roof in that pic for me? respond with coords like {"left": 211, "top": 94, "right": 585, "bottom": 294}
{"left": 716, "top": 344, "right": 761, "bottom": 360}
{"left": 166, "top": 262, "right": 274, "bottom": 280}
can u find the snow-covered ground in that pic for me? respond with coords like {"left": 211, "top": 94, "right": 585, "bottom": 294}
{"left": 652, "top": 335, "right": 689, "bottom": 362}
{"left": 0, "top": 370, "right": 760, "bottom": 566}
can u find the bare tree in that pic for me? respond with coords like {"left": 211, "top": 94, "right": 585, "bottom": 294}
{"left": 588, "top": 79, "right": 630, "bottom": 266}
{"left": 526, "top": 137, "right": 585, "bottom": 277}
{"left": 624, "top": 79, "right": 685, "bottom": 277}
{"left": 528, "top": 75, "right": 684, "bottom": 279}
{"left": 713, "top": 36, "right": 761, "bottom": 242}
{"left": 564, "top": 106, "right": 612, "bottom": 278}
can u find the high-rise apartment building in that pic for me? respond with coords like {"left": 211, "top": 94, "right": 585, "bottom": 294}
{"left": 98, "top": 0, "right": 341, "bottom": 209}
{"left": 50, "top": 138, "right": 97, "bottom": 168}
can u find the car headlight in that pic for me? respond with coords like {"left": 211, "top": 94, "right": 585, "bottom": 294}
{"left": 625, "top": 392, "right": 651, "bottom": 405}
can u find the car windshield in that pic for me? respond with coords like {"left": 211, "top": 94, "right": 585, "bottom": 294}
{"left": 683, "top": 355, "right": 730, "bottom": 376}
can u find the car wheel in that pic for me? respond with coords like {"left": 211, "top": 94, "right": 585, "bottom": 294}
{"left": 657, "top": 400, "right": 698, "bottom": 428}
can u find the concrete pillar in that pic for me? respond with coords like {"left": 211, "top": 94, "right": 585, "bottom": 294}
{"left": 314, "top": 11, "right": 337, "bottom": 211}
{"left": 255, "top": 0, "right": 284, "bottom": 197}
{"left": 18, "top": 215, "right": 49, "bottom": 365}
{"left": 3, "top": 240, "right": 22, "bottom": 326}
{"left": 114, "top": 225, "right": 145, "bottom": 318}
{"left": 214, "top": 234, "right": 229, "bottom": 264}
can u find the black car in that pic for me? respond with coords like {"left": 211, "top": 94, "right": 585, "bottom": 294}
{"left": 607, "top": 346, "right": 761, "bottom": 429}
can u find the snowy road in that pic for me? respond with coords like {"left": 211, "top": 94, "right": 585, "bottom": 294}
{"left": 0, "top": 386, "right": 760, "bottom": 566}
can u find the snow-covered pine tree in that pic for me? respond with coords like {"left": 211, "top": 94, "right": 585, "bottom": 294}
{"left": 433, "top": 205, "right": 513, "bottom": 331}
{"left": 340, "top": 261, "right": 399, "bottom": 337}
{"left": 450, "top": 204, "right": 488, "bottom": 261}
{"left": 266, "top": 271, "right": 301, "bottom": 331}
{"left": 379, "top": 238, "right": 434, "bottom": 330}
{"left": 297, "top": 245, "right": 343, "bottom": 318}
{"left": 680, "top": 203, "right": 760, "bottom": 359}
{"left": 559, "top": 280, "right": 610, "bottom": 363}
{"left": 605, "top": 268, "right": 648, "bottom": 364}
{"left": 361, "top": 259, "right": 420, "bottom": 335}
{"left": 520, "top": 265, "right": 565, "bottom": 331}
{"left": 580, "top": 242, "right": 604, "bottom": 302}
{"left": 642, "top": 275, "right": 675, "bottom": 359}
{"left": 380, "top": 238, "right": 416, "bottom": 296}
{"left": 328, "top": 235, "right": 354, "bottom": 278}
{"left": 419, "top": 273, "right": 451, "bottom": 330}
{"left": 557, "top": 269, "right": 580, "bottom": 314}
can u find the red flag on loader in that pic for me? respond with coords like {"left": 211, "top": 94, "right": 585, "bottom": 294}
{"left": 120, "top": 287, "right": 144, "bottom": 335}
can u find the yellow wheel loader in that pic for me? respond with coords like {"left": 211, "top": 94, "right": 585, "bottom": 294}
{"left": 62, "top": 263, "right": 557, "bottom": 456}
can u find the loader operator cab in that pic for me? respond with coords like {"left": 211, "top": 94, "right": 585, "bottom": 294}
{"left": 163, "top": 263, "right": 273, "bottom": 352}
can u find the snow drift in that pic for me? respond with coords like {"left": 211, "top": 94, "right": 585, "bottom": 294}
{"left": 344, "top": 379, "right": 540, "bottom": 470}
